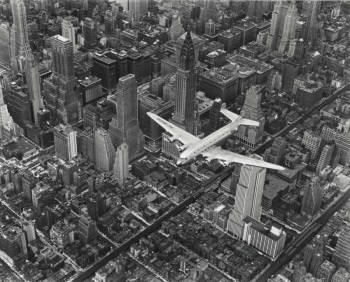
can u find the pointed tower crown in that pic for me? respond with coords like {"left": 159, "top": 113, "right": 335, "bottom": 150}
{"left": 179, "top": 28, "right": 195, "bottom": 70}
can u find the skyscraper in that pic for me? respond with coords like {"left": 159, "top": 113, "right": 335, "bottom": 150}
{"left": 302, "top": 130, "right": 322, "bottom": 161}
{"left": 10, "top": 0, "right": 31, "bottom": 60}
{"left": 62, "top": 18, "right": 76, "bottom": 53}
{"left": 109, "top": 74, "right": 144, "bottom": 161}
{"left": 278, "top": 0, "right": 297, "bottom": 54}
{"left": 226, "top": 156, "right": 266, "bottom": 239}
{"left": 129, "top": 0, "right": 149, "bottom": 22}
{"left": 316, "top": 143, "right": 335, "bottom": 172}
{"left": 43, "top": 35, "right": 79, "bottom": 124}
{"left": 316, "top": 260, "right": 336, "bottom": 282}
{"left": 331, "top": 268, "right": 350, "bottom": 282}
{"left": 25, "top": 53, "right": 42, "bottom": 126}
{"left": 293, "top": 261, "right": 307, "bottom": 282}
{"left": 0, "top": 23, "right": 11, "bottom": 66}
{"left": 0, "top": 84, "right": 14, "bottom": 139}
{"left": 236, "top": 85, "right": 265, "bottom": 149}
{"left": 301, "top": 176, "right": 323, "bottom": 218}
{"left": 304, "top": 0, "right": 319, "bottom": 49}
{"left": 83, "top": 17, "right": 96, "bottom": 49}
{"left": 266, "top": 0, "right": 289, "bottom": 50}
{"left": 333, "top": 224, "right": 350, "bottom": 272}
{"left": 170, "top": 30, "right": 197, "bottom": 134}
{"left": 264, "top": 136, "right": 287, "bottom": 165}
{"left": 335, "top": 131, "right": 350, "bottom": 166}
{"left": 247, "top": 0, "right": 264, "bottom": 19}
{"left": 94, "top": 128, "right": 115, "bottom": 172}
{"left": 53, "top": 124, "right": 78, "bottom": 161}
{"left": 114, "top": 143, "right": 129, "bottom": 186}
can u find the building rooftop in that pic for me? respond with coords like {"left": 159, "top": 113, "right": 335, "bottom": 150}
{"left": 263, "top": 175, "right": 289, "bottom": 200}
{"left": 52, "top": 34, "right": 70, "bottom": 42}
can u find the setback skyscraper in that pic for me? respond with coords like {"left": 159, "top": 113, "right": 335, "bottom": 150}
{"left": 94, "top": 128, "right": 115, "bottom": 172}
{"left": 333, "top": 224, "right": 350, "bottom": 272}
{"left": 226, "top": 157, "right": 267, "bottom": 239}
{"left": 114, "top": 143, "right": 129, "bottom": 186}
{"left": 44, "top": 35, "right": 79, "bottom": 124}
{"left": 170, "top": 30, "right": 197, "bottom": 134}
{"left": 301, "top": 176, "right": 323, "bottom": 218}
{"left": 266, "top": 0, "right": 290, "bottom": 51}
{"left": 109, "top": 74, "right": 144, "bottom": 161}
{"left": 0, "top": 83, "right": 14, "bottom": 139}
{"left": 278, "top": 0, "right": 297, "bottom": 54}
{"left": 26, "top": 53, "right": 42, "bottom": 126}
{"left": 236, "top": 85, "right": 265, "bottom": 149}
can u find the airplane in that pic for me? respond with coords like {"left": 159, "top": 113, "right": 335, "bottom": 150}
{"left": 147, "top": 109, "right": 285, "bottom": 171}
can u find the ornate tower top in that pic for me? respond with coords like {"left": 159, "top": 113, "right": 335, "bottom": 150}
{"left": 179, "top": 28, "right": 195, "bottom": 71}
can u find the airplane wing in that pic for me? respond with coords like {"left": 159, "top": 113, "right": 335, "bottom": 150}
{"left": 147, "top": 112, "right": 199, "bottom": 145}
{"left": 220, "top": 108, "right": 240, "bottom": 122}
{"left": 221, "top": 109, "right": 260, "bottom": 127}
{"left": 202, "top": 147, "right": 285, "bottom": 170}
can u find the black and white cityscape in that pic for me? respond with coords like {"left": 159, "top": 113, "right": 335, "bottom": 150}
{"left": 0, "top": 0, "right": 349, "bottom": 281}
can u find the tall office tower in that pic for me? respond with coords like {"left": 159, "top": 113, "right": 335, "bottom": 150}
{"left": 0, "top": 84, "right": 14, "bottom": 139}
{"left": 62, "top": 19, "right": 76, "bottom": 54}
{"left": 226, "top": 156, "right": 266, "bottom": 239}
{"left": 316, "top": 260, "right": 336, "bottom": 282}
{"left": 0, "top": 226, "right": 28, "bottom": 262}
{"left": 316, "top": 143, "right": 335, "bottom": 172}
{"left": 333, "top": 224, "right": 350, "bottom": 272}
{"left": 301, "top": 176, "right": 323, "bottom": 218}
{"left": 53, "top": 124, "right": 78, "bottom": 162}
{"left": 304, "top": 243, "right": 316, "bottom": 271}
{"left": 114, "top": 143, "right": 129, "bottom": 186}
{"left": 21, "top": 220, "right": 36, "bottom": 243}
{"left": 31, "top": 182, "right": 55, "bottom": 208}
{"left": 25, "top": 53, "right": 42, "bottom": 126}
{"left": 94, "top": 128, "right": 115, "bottom": 172}
{"left": 170, "top": 30, "right": 197, "bottom": 134}
{"left": 168, "top": 15, "right": 185, "bottom": 42}
{"left": 83, "top": 18, "right": 96, "bottom": 49}
{"left": 230, "top": 164, "right": 242, "bottom": 196}
{"left": 304, "top": 0, "right": 319, "bottom": 50}
{"left": 335, "top": 132, "right": 350, "bottom": 166}
{"left": 0, "top": 23, "right": 11, "bottom": 65}
{"left": 292, "top": 261, "right": 307, "bottom": 282}
{"left": 10, "top": 0, "right": 32, "bottom": 71}
{"left": 278, "top": 0, "right": 297, "bottom": 54}
{"left": 129, "top": 0, "right": 149, "bottom": 22}
{"left": 302, "top": 130, "right": 322, "bottom": 160}
{"left": 266, "top": 0, "right": 289, "bottom": 50}
{"left": 21, "top": 170, "right": 38, "bottom": 202}
{"left": 77, "top": 213, "right": 98, "bottom": 243}
{"left": 105, "top": 10, "right": 116, "bottom": 36}
{"left": 236, "top": 85, "right": 265, "bottom": 149}
{"left": 247, "top": 0, "right": 263, "bottom": 19}
{"left": 109, "top": 74, "right": 144, "bottom": 161}
{"left": 309, "top": 252, "right": 323, "bottom": 276}
{"left": 43, "top": 35, "right": 79, "bottom": 124}
{"left": 209, "top": 98, "right": 222, "bottom": 132}
{"left": 264, "top": 136, "right": 287, "bottom": 165}
{"left": 331, "top": 268, "right": 350, "bottom": 282}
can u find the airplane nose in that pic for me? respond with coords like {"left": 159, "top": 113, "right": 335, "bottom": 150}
{"left": 176, "top": 160, "right": 183, "bottom": 166}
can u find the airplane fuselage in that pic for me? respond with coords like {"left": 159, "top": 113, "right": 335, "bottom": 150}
{"left": 177, "top": 120, "right": 240, "bottom": 165}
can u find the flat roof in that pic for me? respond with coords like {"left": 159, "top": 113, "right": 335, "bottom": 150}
{"left": 53, "top": 34, "right": 70, "bottom": 42}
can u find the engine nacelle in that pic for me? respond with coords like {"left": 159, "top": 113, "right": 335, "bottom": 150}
{"left": 179, "top": 144, "right": 190, "bottom": 152}
{"left": 168, "top": 135, "right": 179, "bottom": 143}
{"left": 218, "top": 160, "right": 230, "bottom": 166}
